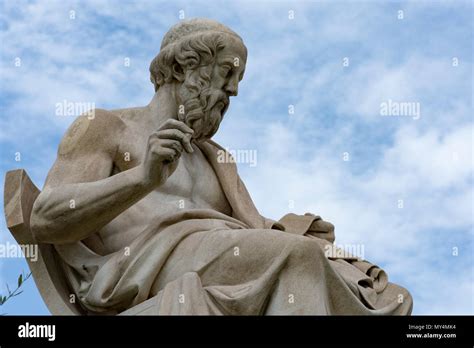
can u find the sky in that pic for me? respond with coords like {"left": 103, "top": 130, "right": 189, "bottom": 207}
{"left": 0, "top": 0, "right": 472, "bottom": 315}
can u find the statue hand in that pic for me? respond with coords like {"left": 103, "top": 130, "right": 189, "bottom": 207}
{"left": 306, "top": 214, "right": 335, "bottom": 243}
{"left": 308, "top": 219, "right": 334, "bottom": 234}
{"left": 140, "top": 119, "right": 194, "bottom": 188}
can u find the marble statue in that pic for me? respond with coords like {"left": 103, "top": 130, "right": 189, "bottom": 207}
{"left": 25, "top": 18, "right": 412, "bottom": 315}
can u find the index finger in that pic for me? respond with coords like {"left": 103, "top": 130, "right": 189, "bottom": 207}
{"left": 159, "top": 118, "right": 194, "bottom": 134}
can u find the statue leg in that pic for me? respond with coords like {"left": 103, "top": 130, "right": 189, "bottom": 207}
{"left": 150, "top": 228, "right": 397, "bottom": 314}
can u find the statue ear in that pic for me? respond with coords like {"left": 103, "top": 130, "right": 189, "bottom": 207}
{"left": 172, "top": 62, "right": 185, "bottom": 82}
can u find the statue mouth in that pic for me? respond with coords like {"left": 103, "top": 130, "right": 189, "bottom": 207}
{"left": 203, "top": 92, "right": 229, "bottom": 113}
{"left": 212, "top": 101, "right": 226, "bottom": 124}
{"left": 216, "top": 100, "right": 225, "bottom": 111}
{"left": 218, "top": 98, "right": 230, "bottom": 116}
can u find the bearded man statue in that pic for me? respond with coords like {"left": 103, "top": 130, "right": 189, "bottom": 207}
{"left": 29, "top": 18, "right": 413, "bottom": 315}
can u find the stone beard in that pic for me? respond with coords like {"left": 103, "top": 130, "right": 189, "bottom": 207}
{"left": 149, "top": 26, "right": 241, "bottom": 143}
{"left": 177, "top": 66, "right": 230, "bottom": 142}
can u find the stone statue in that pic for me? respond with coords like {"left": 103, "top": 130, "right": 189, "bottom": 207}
{"left": 23, "top": 18, "right": 412, "bottom": 315}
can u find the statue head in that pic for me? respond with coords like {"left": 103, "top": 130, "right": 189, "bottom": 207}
{"left": 149, "top": 18, "right": 247, "bottom": 142}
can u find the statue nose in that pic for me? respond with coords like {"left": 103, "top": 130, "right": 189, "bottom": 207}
{"left": 225, "top": 80, "right": 238, "bottom": 96}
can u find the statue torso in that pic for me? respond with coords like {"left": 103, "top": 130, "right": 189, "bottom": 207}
{"left": 83, "top": 107, "right": 232, "bottom": 254}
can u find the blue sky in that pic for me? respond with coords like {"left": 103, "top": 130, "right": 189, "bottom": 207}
{"left": 0, "top": 0, "right": 472, "bottom": 315}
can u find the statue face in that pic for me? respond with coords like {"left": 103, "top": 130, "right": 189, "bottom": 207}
{"left": 177, "top": 36, "right": 247, "bottom": 142}
{"left": 210, "top": 36, "right": 247, "bottom": 100}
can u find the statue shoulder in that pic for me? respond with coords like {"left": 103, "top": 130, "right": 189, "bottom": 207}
{"left": 58, "top": 108, "right": 126, "bottom": 156}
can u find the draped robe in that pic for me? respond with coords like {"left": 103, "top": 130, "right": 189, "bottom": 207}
{"left": 54, "top": 140, "right": 413, "bottom": 315}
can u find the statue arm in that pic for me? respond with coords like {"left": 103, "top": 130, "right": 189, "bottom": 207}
{"left": 30, "top": 110, "right": 152, "bottom": 244}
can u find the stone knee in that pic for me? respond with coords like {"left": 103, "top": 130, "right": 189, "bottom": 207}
{"left": 285, "top": 236, "right": 327, "bottom": 268}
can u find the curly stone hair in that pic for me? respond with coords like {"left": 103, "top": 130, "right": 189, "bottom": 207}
{"left": 149, "top": 19, "right": 246, "bottom": 92}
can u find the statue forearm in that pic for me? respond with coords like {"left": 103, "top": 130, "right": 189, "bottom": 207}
{"left": 31, "top": 165, "right": 152, "bottom": 244}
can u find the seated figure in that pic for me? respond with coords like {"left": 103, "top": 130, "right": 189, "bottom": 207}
{"left": 29, "top": 18, "right": 413, "bottom": 315}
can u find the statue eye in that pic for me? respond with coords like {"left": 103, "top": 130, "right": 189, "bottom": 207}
{"left": 219, "top": 65, "right": 232, "bottom": 77}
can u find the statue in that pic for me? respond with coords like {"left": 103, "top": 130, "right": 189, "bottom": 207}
{"left": 18, "top": 18, "right": 412, "bottom": 315}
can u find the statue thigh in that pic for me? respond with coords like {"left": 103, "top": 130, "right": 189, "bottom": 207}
{"left": 150, "top": 227, "right": 327, "bottom": 296}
